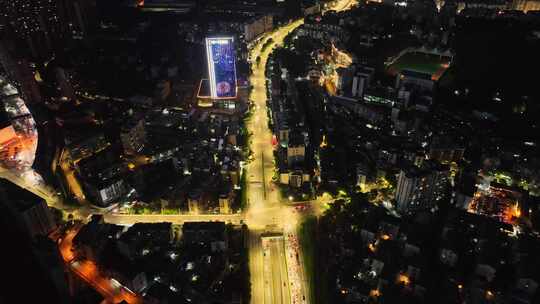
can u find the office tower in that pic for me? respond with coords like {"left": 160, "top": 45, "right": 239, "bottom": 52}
{"left": 205, "top": 37, "right": 237, "bottom": 99}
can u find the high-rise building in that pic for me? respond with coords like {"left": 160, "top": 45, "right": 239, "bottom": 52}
{"left": 395, "top": 161, "right": 450, "bottom": 213}
{"left": 120, "top": 117, "right": 146, "bottom": 155}
{"left": 0, "top": 178, "right": 57, "bottom": 238}
{"left": 76, "top": 147, "right": 128, "bottom": 206}
{"left": 205, "top": 37, "right": 237, "bottom": 99}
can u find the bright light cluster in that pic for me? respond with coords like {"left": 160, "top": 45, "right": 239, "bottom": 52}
{"left": 205, "top": 37, "right": 238, "bottom": 99}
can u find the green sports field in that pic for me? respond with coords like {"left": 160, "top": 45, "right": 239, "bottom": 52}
{"left": 387, "top": 51, "right": 451, "bottom": 80}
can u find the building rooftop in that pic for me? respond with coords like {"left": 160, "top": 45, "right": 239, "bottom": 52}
{"left": 73, "top": 215, "right": 124, "bottom": 247}
{"left": 182, "top": 221, "right": 227, "bottom": 245}
{"left": 77, "top": 146, "right": 124, "bottom": 180}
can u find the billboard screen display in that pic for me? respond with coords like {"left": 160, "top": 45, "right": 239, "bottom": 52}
{"left": 205, "top": 37, "right": 237, "bottom": 98}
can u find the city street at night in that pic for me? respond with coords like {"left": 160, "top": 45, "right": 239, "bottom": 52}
{"left": 3, "top": 0, "right": 540, "bottom": 303}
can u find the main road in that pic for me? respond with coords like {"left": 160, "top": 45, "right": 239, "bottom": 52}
{"left": 262, "top": 235, "right": 291, "bottom": 304}
{"left": 244, "top": 17, "right": 303, "bottom": 304}
{"left": 245, "top": 1, "right": 356, "bottom": 303}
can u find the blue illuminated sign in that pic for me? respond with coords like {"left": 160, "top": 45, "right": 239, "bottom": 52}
{"left": 205, "top": 37, "right": 237, "bottom": 98}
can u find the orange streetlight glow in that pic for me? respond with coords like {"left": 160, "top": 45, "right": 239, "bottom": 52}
{"left": 398, "top": 274, "right": 410, "bottom": 285}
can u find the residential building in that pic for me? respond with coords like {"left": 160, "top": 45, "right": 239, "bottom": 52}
{"left": 287, "top": 133, "right": 306, "bottom": 165}
{"left": 330, "top": 95, "right": 388, "bottom": 124}
{"left": 429, "top": 136, "right": 465, "bottom": 164}
{"left": 188, "top": 190, "right": 202, "bottom": 214}
{"left": 73, "top": 215, "right": 124, "bottom": 261}
{"left": 337, "top": 65, "right": 376, "bottom": 99}
{"left": 120, "top": 117, "right": 146, "bottom": 155}
{"left": 395, "top": 161, "right": 450, "bottom": 213}
{"left": 356, "top": 163, "right": 372, "bottom": 189}
{"left": 244, "top": 14, "right": 273, "bottom": 41}
{"left": 218, "top": 192, "right": 232, "bottom": 214}
{"left": 298, "top": 18, "right": 349, "bottom": 44}
{"left": 76, "top": 147, "right": 128, "bottom": 206}
{"left": 289, "top": 170, "right": 304, "bottom": 188}
{"left": 182, "top": 222, "right": 228, "bottom": 252}
{"left": 396, "top": 69, "right": 435, "bottom": 91}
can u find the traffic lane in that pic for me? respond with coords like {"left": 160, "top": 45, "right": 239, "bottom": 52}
{"left": 263, "top": 238, "right": 291, "bottom": 304}
{"left": 249, "top": 230, "right": 265, "bottom": 304}
{"left": 274, "top": 238, "right": 292, "bottom": 304}
{"left": 263, "top": 239, "right": 274, "bottom": 304}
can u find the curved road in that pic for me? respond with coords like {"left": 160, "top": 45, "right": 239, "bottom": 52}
{"left": 59, "top": 226, "right": 142, "bottom": 304}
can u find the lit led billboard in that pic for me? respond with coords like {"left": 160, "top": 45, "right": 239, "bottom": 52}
{"left": 205, "top": 37, "right": 237, "bottom": 99}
